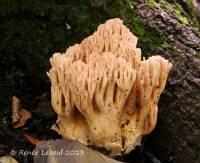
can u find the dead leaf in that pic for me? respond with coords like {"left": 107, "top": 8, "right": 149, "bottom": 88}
{"left": 24, "top": 134, "right": 40, "bottom": 145}
{"left": 0, "top": 156, "right": 18, "bottom": 163}
{"left": 12, "top": 96, "right": 21, "bottom": 123}
{"left": 12, "top": 96, "right": 32, "bottom": 128}
{"left": 12, "top": 108, "right": 32, "bottom": 128}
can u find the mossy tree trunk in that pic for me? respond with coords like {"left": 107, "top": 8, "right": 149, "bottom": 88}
{"left": 1, "top": 0, "right": 200, "bottom": 162}
{"left": 133, "top": 1, "right": 200, "bottom": 162}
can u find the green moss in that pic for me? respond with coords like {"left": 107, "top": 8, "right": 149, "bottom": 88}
{"left": 145, "top": 0, "right": 160, "bottom": 7}
{"left": 146, "top": 0, "right": 189, "bottom": 25}
{"left": 164, "top": 2, "right": 189, "bottom": 25}
{"left": 174, "top": 9, "right": 189, "bottom": 24}
{"left": 126, "top": 1, "right": 165, "bottom": 56}
{"left": 195, "top": 51, "right": 200, "bottom": 59}
{"left": 183, "top": 0, "right": 200, "bottom": 31}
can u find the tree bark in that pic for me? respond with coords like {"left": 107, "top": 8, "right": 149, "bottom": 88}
{"left": 133, "top": 1, "right": 200, "bottom": 162}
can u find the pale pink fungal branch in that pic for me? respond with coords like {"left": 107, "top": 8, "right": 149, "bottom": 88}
{"left": 47, "top": 18, "right": 172, "bottom": 156}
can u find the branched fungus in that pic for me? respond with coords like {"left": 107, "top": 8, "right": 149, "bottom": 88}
{"left": 48, "top": 18, "right": 172, "bottom": 155}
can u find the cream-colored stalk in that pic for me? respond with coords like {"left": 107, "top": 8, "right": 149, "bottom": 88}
{"left": 68, "top": 53, "right": 135, "bottom": 155}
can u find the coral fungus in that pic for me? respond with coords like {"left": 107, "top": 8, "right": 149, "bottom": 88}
{"left": 47, "top": 18, "right": 172, "bottom": 155}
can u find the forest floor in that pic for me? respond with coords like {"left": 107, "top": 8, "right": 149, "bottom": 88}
{"left": 0, "top": 92, "right": 60, "bottom": 162}
{"left": 0, "top": 91, "right": 164, "bottom": 163}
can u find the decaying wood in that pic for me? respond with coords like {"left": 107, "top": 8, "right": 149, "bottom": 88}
{"left": 34, "top": 139, "right": 122, "bottom": 163}
{"left": 134, "top": 1, "right": 200, "bottom": 162}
